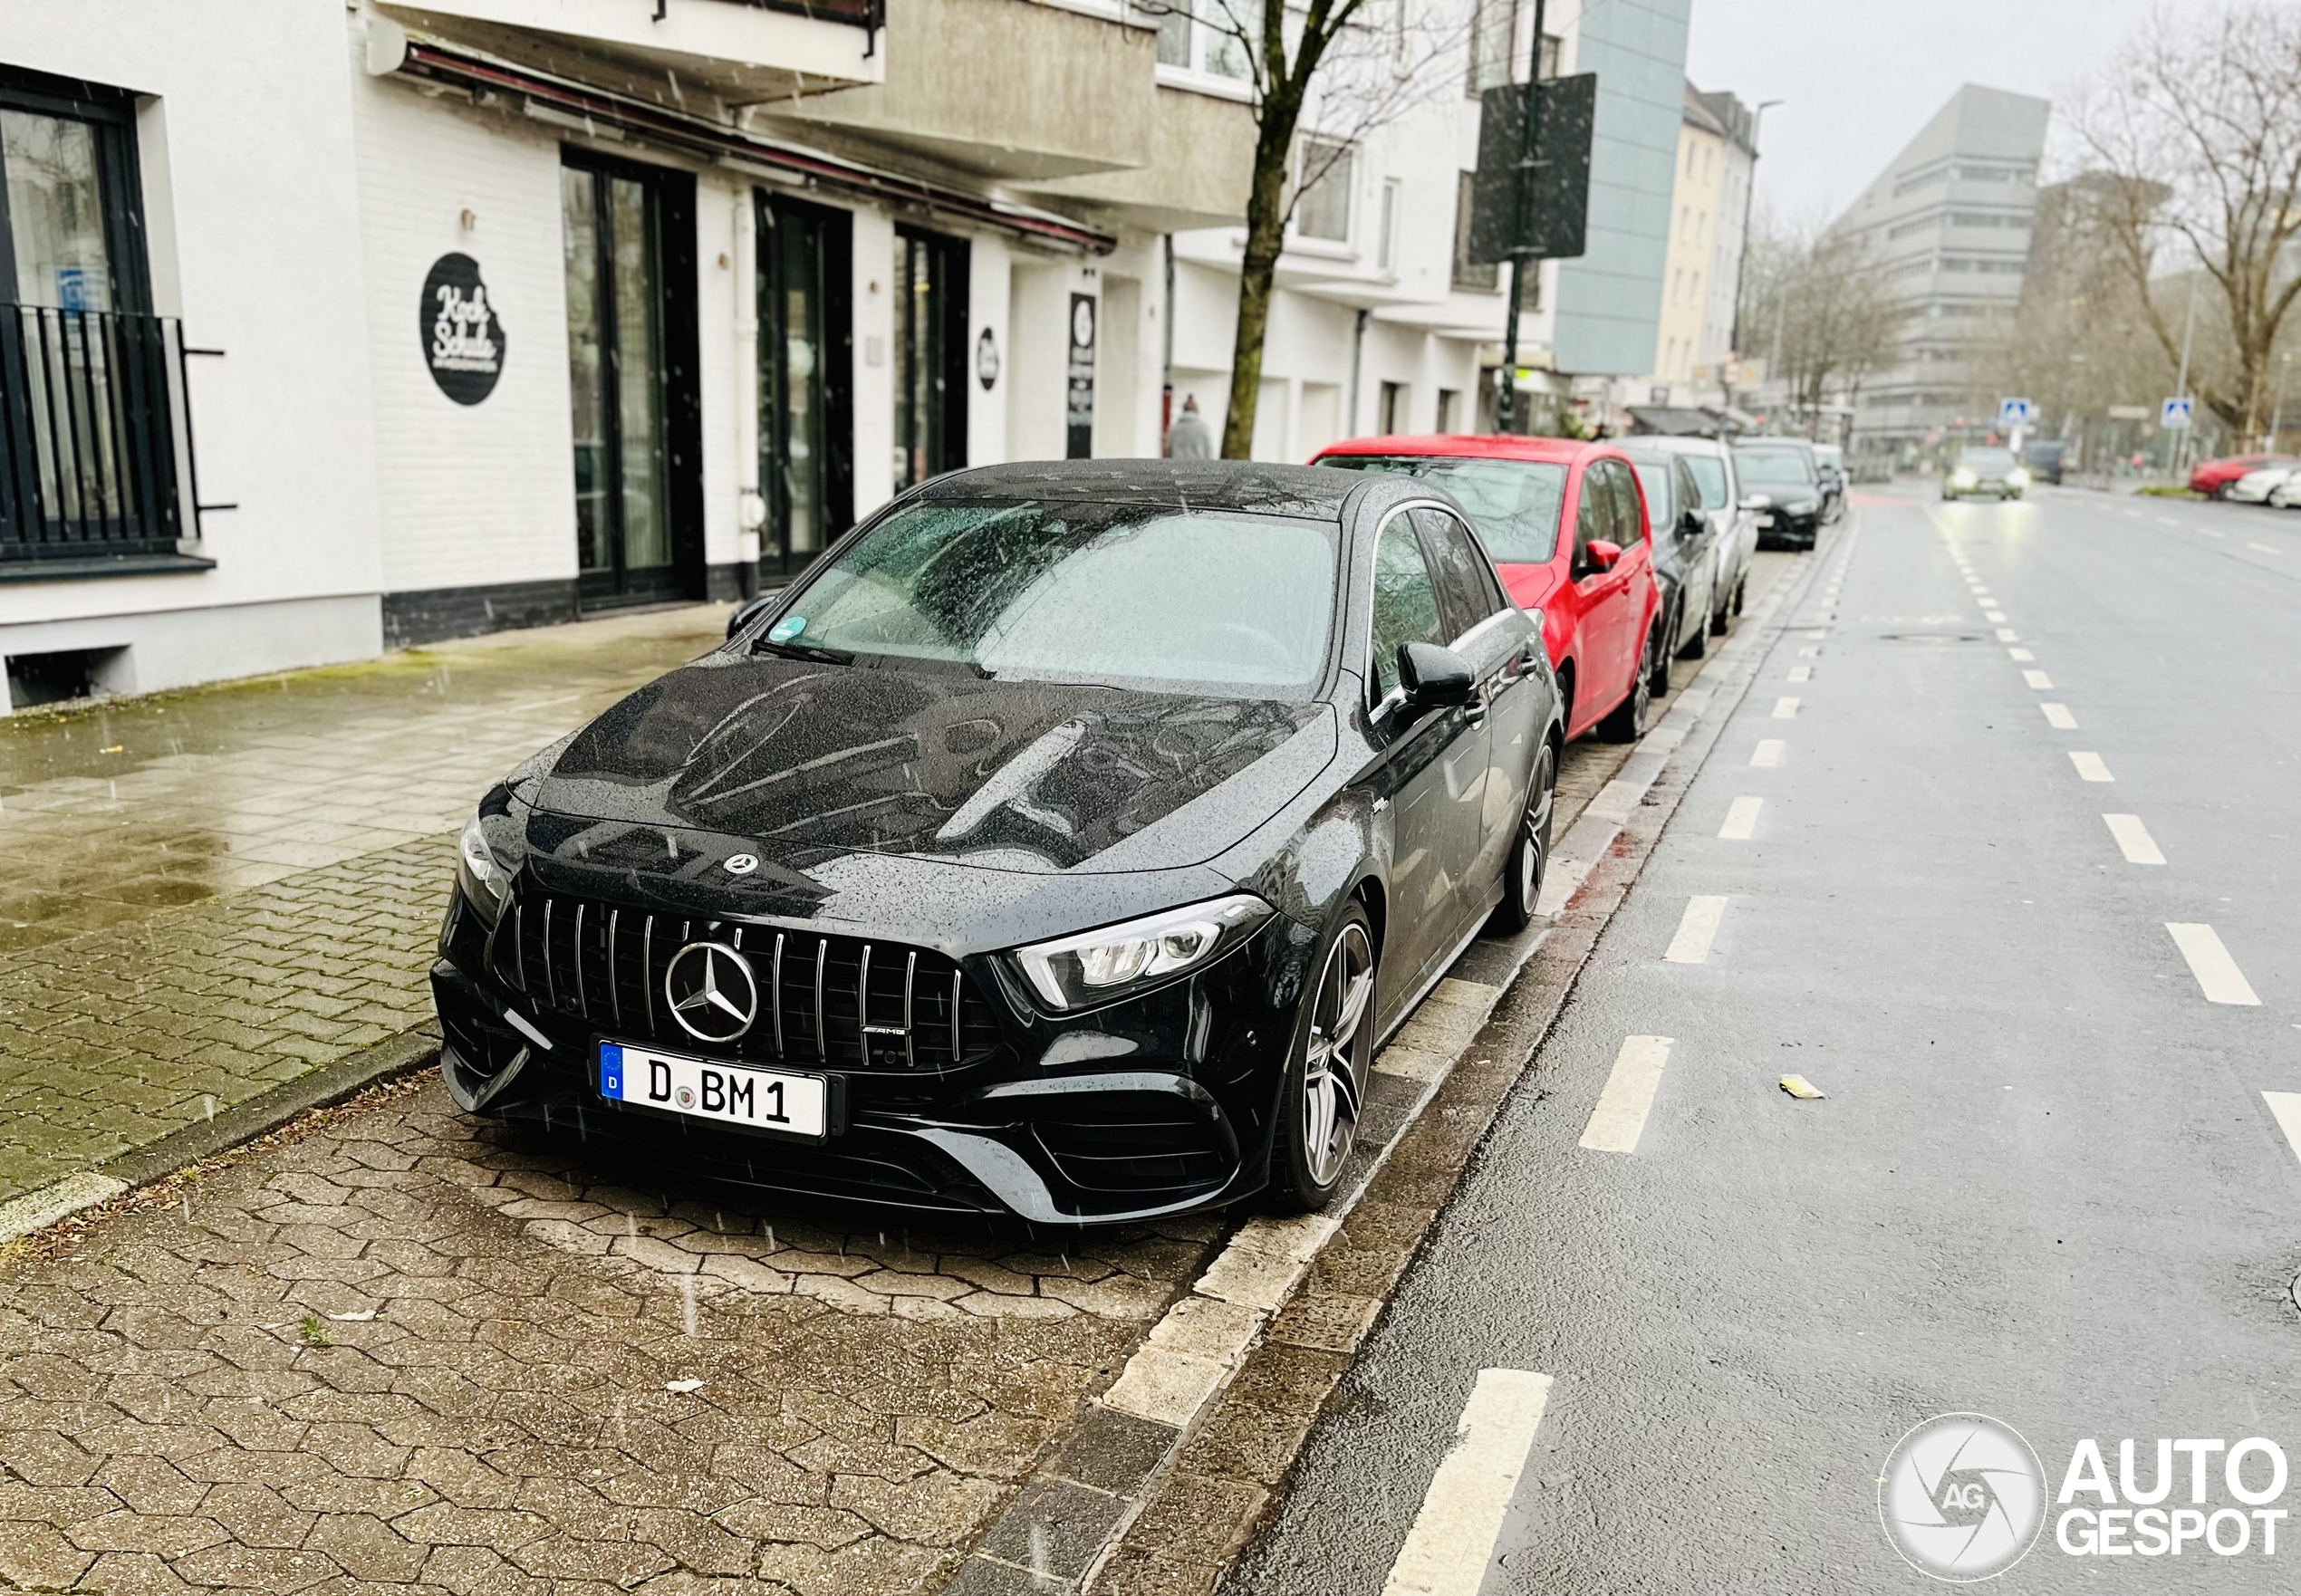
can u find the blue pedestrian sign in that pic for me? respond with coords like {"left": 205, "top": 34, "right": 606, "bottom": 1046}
{"left": 1997, "top": 397, "right": 2036, "bottom": 428}
{"left": 2161, "top": 397, "right": 2194, "bottom": 430}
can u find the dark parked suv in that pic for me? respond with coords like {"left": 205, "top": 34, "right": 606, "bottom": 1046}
{"left": 431, "top": 462, "right": 1564, "bottom": 1226}
{"left": 1731, "top": 440, "right": 1824, "bottom": 549}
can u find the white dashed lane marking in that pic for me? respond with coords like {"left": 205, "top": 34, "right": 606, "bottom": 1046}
{"left": 1788, "top": 666, "right": 1812, "bottom": 683}
{"left": 1997, "top": 628, "right": 2019, "bottom": 642}
{"left": 2261, "top": 1093, "right": 2301, "bottom": 1168}
{"left": 2070, "top": 752, "right": 2114, "bottom": 782}
{"left": 2166, "top": 924, "right": 2262, "bottom": 1005}
{"left": 1580, "top": 1036, "right": 1675, "bottom": 1154}
{"left": 2023, "top": 669, "right": 2055, "bottom": 690}
{"left": 2008, "top": 648, "right": 2035, "bottom": 661}
{"left": 1382, "top": 1369, "right": 1555, "bottom": 1596}
{"left": 1773, "top": 697, "right": 1799, "bottom": 719}
{"left": 1664, "top": 897, "right": 1729, "bottom": 965}
{"left": 2104, "top": 814, "right": 2166, "bottom": 865}
{"left": 2042, "top": 704, "right": 2078, "bottom": 729}
{"left": 1751, "top": 739, "right": 1784, "bottom": 767}
{"left": 2250, "top": 542, "right": 2282, "bottom": 555}
{"left": 1984, "top": 610, "right": 2008, "bottom": 622}
{"left": 1719, "top": 797, "right": 1764, "bottom": 840}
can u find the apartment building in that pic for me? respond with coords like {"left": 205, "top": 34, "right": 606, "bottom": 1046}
{"left": 1827, "top": 83, "right": 2051, "bottom": 454}
{"left": 0, "top": 0, "right": 1253, "bottom": 703}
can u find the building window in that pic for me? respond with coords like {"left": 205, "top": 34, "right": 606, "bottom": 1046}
{"left": 1379, "top": 380, "right": 1406, "bottom": 435}
{"left": 0, "top": 68, "right": 203, "bottom": 567}
{"left": 1377, "top": 178, "right": 1402, "bottom": 272}
{"left": 1468, "top": 0, "right": 1516, "bottom": 95}
{"left": 1452, "top": 171, "right": 1497, "bottom": 291}
{"left": 1295, "top": 138, "right": 1353, "bottom": 243}
{"left": 892, "top": 226, "right": 969, "bottom": 487}
{"left": 1436, "top": 388, "right": 1459, "bottom": 433}
{"left": 1140, "top": 0, "right": 1255, "bottom": 80}
{"left": 1148, "top": 0, "right": 1192, "bottom": 66}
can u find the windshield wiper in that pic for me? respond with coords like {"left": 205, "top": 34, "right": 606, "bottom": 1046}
{"left": 749, "top": 638, "right": 854, "bottom": 667}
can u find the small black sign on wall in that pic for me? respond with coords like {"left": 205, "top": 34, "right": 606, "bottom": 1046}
{"left": 421, "top": 253, "right": 506, "bottom": 405}
{"left": 1065, "top": 293, "right": 1096, "bottom": 459}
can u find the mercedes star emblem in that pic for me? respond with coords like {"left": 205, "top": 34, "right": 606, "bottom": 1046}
{"left": 662, "top": 941, "right": 759, "bottom": 1043}
{"left": 724, "top": 853, "right": 759, "bottom": 875}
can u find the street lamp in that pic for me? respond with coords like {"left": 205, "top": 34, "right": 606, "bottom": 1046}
{"left": 1727, "top": 98, "right": 1784, "bottom": 376}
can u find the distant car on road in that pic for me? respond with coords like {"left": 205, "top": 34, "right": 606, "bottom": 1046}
{"left": 1731, "top": 440, "right": 1824, "bottom": 549}
{"left": 2225, "top": 465, "right": 2296, "bottom": 504}
{"left": 2191, "top": 454, "right": 2296, "bottom": 497}
{"left": 1616, "top": 441, "right": 1719, "bottom": 694}
{"left": 1942, "top": 446, "right": 2027, "bottom": 501}
{"left": 2022, "top": 438, "right": 2066, "bottom": 485}
{"left": 1314, "top": 433, "right": 1663, "bottom": 745}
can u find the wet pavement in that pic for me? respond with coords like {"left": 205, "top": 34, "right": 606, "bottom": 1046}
{"left": 0, "top": 606, "right": 730, "bottom": 1202}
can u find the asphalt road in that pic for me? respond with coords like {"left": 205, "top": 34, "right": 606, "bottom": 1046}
{"left": 1225, "top": 486, "right": 2301, "bottom": 1593}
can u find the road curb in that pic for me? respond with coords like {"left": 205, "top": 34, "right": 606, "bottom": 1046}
{"left": 0, "top": 1025, "right": 442, "bottom": 1245}
{"left": 938, "top": 541, "right": 1835, "bottom": 1596}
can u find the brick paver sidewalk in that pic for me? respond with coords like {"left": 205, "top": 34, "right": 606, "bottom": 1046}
{"left": 0, "top": 608, "right": 729, "bottom": 1203}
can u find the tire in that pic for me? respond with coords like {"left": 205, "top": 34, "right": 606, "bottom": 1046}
{"left": 1677, "top": 603, "right": 1709, "bottom": 659}
{"left": 1648, "top": 606, "right": 1674, "bottom": 697}
{"left": 1733, "top": 576, "right": 1747, "bottom": 616}
{"left": 1494, "top": 736, "right": 1559, "bottom": 932}
{"left": 1266, "top": 902, "right": 1376, "bottom": 1213}
{"left": 1709, "top": 601, "right": 1730, "bottom": 637}
{"left": 1598, "top": 628, "right": 1654, "bottom": 743}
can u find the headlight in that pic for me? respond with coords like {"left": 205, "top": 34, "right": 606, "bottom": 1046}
{"left": 2007, "top": 468, "right": 2030, "bottom": 488}
{"left": 1786, "top": 498, "right": 1818, "bottom": 514}
{"left": 1951, "top": 468, "right": 1978, "bottom": 487}
{"left": 457, "top": 811, "right": 515, "bottom": 927}
{"left": 1011, "top": 894, "right": 1274, "bottom": 1012}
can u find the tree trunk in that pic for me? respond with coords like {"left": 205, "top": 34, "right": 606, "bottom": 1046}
{"left": 1221, "top": 98, "right": 1302, "bottom": 460}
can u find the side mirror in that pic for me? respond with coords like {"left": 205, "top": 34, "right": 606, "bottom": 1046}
{"left": 727, "top": 593, "right": 775, "bottom": 641}
{"left": 1398, "top": 641, "right": 1475, "bottom": 710}
{"left": 1584, "top": 538, "right": 1623, "bottom": 572}
{"left": 1678, "top": 508, "right": 1706, "bottom": 539}
{"left": 1739, "top": 494, "right": 1772, "bottom": 511}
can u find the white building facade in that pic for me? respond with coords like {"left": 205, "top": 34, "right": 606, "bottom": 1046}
{"left": 0, "top": 0, "right": 1255, "bottom": 705}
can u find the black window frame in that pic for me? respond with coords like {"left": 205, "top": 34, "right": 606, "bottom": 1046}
{"left": 892, "top": 225, "right": 969, "bottom": 489}
{"left": 0, "top": 65, "right": 152, "bottom": 314}
{"left": 1411, "top": 505, "right": 1505, "bottom": 642}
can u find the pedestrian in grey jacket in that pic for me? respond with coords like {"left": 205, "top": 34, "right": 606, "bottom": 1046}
{"left": 1166, "top": 394, "right": 1214, "bottom": 459}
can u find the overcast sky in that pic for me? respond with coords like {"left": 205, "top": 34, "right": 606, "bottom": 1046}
{"left": 1683, "top": 0, "right": 2162, "bottom": 226}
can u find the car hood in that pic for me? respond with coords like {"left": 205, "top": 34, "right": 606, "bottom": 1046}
{"left": 524, "top": 650, "right": 1337, "bottom": 881}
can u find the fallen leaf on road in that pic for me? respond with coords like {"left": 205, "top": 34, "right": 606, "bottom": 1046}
{"left": 665, "top": 1380, "right": 705, "bottom": 1394}
{"left": 1779, "top": 1075, "right": 1825, "bottom": 1101}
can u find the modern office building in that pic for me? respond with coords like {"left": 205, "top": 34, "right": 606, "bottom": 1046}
{"left": 1827, "top": 83, "right": 2052, "bottom": 454}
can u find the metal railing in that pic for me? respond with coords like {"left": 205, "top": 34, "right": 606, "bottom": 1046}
{"left": 0, "top": 304, "right": 194, "bottom": 565}
{"left": 727, "top": 0, "right": 883, "bottom": 30}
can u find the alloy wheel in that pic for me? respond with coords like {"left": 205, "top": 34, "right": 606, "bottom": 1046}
{"left": 1518, "top": 743, "right": 1557, "bottom": 909}
{"left": 1302, "top": 922, "right": 1372, "bottom": 1187}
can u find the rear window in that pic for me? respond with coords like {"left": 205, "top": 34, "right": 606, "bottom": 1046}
{"left": 1320, "top": 455, "right": 1567, "bottom": 563}
{"left": 1959, "top": 449, "right": 2018, "bottom": 471}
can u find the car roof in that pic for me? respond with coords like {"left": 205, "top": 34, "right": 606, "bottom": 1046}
{"left": 1315, "top": 432, "right": 1606, "bottom": 467}
{"left": 917, "top": 458, "right": 1367, "bottom": 516}
{"left": 1734, "top": 438, "right": 1814, "bottom": 452}
{"left": 1623, "top": 434, "right": 1728, "bottom": 456}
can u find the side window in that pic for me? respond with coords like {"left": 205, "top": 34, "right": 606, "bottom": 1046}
{"left": 1603, "top": 460, "right": 1645, "bottom": 545}
{"left": 1412, "top": 506, "right": 1504, "bottom": 642}
{"left": 1368, "top": 514, "right": 1445, "bottom": 700}
{"left": 1674, "top": 460, "right": 1702, "bottom": 530}
{"left": 1572, "top": 467, "right": 1607, "bottom": 572}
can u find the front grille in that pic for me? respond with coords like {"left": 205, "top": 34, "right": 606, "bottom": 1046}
{"left": 496, "top": 890, "right": 1004, "bottom": 1072}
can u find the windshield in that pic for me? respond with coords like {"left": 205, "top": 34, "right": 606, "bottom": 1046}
{"left": 759, "top": 501, "right": 1339, "bottom": 698}
{"left": 1959, "top": 449, "right": 2017, "bottom": 471}
{"left": 1680, "top": 455, "right": 1729, "bottom": 508}
{"left": 1630, "top": 463, "right": 1675, "bottom": 520}
{"left": 1319, "top": 455, "right": 1567, "bottom": 562}
{"left": 1735, "top": 449, "right": 1816, "bottom": 487}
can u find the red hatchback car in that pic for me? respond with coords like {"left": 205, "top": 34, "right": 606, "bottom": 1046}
{"left": 2190, "top": 454, "right": 2298, "bottom": 497}
{"left": 1314, "top": 434, "right": 1663, "bottom": 743}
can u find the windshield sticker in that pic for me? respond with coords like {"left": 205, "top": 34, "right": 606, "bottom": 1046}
{"left": 768, "top": 616, "right": 806, "bottom": 643}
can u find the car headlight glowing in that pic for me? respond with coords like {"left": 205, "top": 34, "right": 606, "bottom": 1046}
{"left": 1012, "top": 894, "right": 1274, "bottom": 1012}
{"left": 2007, "top": 468, "right": 2030, "bottom": 488}
{"left": 457, "top": 812, "right": 515, "bottom": 927}
{"left": 1951, "top": 468, "right": 1978, "bottom": 487}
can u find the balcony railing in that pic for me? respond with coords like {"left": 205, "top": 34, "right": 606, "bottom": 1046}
{"left": 731, "top": 0, "right": 884, "bottom": 31}
{"left": 0, "top": 305, "right": 196, "bottom": 567}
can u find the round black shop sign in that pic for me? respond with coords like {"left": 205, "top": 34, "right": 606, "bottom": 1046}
{"left": 420, "top": 253, "right": 506, "bottom": 405}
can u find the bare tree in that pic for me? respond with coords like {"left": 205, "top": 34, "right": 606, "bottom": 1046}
{"left": 1738, "top": 216, "right": 1898, "bottom": 435}
{"left": 2072, "top": 4, "right": 2301, "bottom": 444}
{"left": 1144, "top": 0, "right": 1471, "bottom": 457}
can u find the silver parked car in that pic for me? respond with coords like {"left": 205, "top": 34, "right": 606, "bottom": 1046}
{"left": 1628, "top": 435, "right": 1755, "bottom": 630}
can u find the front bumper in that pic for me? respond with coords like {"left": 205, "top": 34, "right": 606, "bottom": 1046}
{"left": 429, "top": 888, "right": 1315, "bottom": 1226}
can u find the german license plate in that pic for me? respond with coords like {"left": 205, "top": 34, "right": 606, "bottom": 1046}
{"left": 598, "top": 1042, "right": 827, "bottom": 1139}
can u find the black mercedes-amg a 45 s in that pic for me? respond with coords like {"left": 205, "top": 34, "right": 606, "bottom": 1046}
{"left": 431, "top": 461, "right": 1563, "bottom": 1225}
